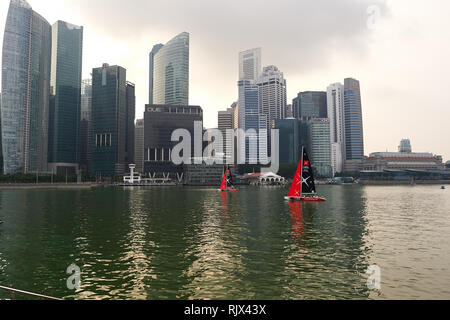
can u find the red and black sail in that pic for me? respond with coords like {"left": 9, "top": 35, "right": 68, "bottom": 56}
{"left": 301, "top": 148, "right": 316, "bottom": 195}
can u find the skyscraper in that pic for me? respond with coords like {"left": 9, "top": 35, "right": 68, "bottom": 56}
{"left": 1, "top": 0, "right": 51, "bottom": 174}
{"left": 256, "top": 65, "right": 287, "bottom": 128}
{"left": 90, "top": 64, "right": 135, "bottom": 177}
{"left": 48, "top": 20, "right": 83, "bottom": 175}
{"left": 151, "top": 32, "right": 189, "bottom": 105}
{"left": 134, "top": 119, "right": 144, "bottom": 174}
{"left": 309, "top": 118, "right": 332, "bottom": 178}
{"left": 125, "top": 82, "right": 136, "bottom": 166}
{"left": 143, "top": 104, "right": 203, "bottom": 177}
{"left": 218, "top": 108, "right": 235, "bottom": 163}
{"left": 292, "top": 91, "right": 327, "bottom": 119}
{"left": 238, "top": 80, "right": 260, "bottom": 163}
{"left": 398, "top": 139, "right": 412, "bottom": 153}
{"left": 239, "top": 48, "right": 261, "bottom": 81}
{"left": 274, "top": 118, "right": 300, "bottom": 164}
{"left": 79, "top": 79, "right": 92, "bottom": 174}
{"left": 149, "top": 43, "right": 163, "bottom": 104}
{"left": 327, "top": 82, "right": 345, "bottom": 175}
{"left": 343, "top": 78, "right": 364, "bottom": 172}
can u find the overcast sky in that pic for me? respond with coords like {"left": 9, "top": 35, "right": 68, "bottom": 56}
{"left": 1, "top": 0, "right": 449, "bottom": 160}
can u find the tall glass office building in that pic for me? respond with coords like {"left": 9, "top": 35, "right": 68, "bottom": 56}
{"left": 343, "top": 78, "right": 364, "bottom": 171}
{"left": 151, "top": 32, "right": 189, "bottom": 105}
{"left": 1, "top": 0, "right": 51, "bottom": 174}
{"left": 274, "top": 118, "right": 300, "bottom": 165}
{"left": 90, "top": 64, "right": 135, "bottom": 177}
{"left": 48, "top": 20, "right": 83, "bottom": 175}
{"left": 238, "top": 80, "right": 261, "bottom": 164}
{"left": 149, "top": 44, "right": 163, "bottom": 104}
{"left": 292, "top": 91, "right": 327, "bottom": 119}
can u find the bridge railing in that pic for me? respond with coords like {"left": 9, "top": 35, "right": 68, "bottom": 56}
{"left": 0, "top": 285, "right": 62, "bottom": 300}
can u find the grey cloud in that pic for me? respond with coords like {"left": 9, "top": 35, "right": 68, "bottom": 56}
{"left": 73, "top": 0, "right": 389, "bottom": 73}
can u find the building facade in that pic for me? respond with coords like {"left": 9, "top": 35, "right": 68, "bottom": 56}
{"left": 256, "top": 65, "right": 287, "bottom": 128}
{"left": 292, "top": 91, "right": 327, "bottom": 119}
{"left": 152, "top": 32, "right": 189, "bottom": 105}
{"left": 239, "top": 48, "right": 261, "bottom": 81}
{"left": 398, "top": 139, "right": 412, "bottom": 153}
{"left": 143, "top": 104, "right": 203, "bottom": 177}
{"left": 343, "top": 78, "right": 364, "bottom": 172}
{"left": 1, "top": 0, "right": 51, "bottom": 174}
{"left": 125, "top": 83, "right": 135, "bottom": 168}
{"left": 79, "top": 79, "right": 92, "bottom": 174}
{"left": 274, "top": 118, "right": 300, "bottom": 165}
{"left": 134, "top": 119, "right": 144, "bottom": 174}
{"left": 238, "top": 80, "right": 261, "bottom": 164}
{"left": 90, "top": 64, "right": 135, "bottom": 177}
{"left": 48, "top": 20, "right": 83, "bottom": 175}
{"left": 218, "top": 108, "right": 234, "bottom": 163}
{"left": 309, "top": 118, "right": 332, "bottom": 178}
{"left": 363, "top": 140, "right": 444, "bottom": 171}
{"left": 327, "top": 82, "right": 345, "bottom": 176}
{"left": 148, "top": 43, "right": 163, "bottom": 104}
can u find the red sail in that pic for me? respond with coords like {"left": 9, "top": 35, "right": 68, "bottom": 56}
{"left": 288, "top": 158, "right": 303, "bottom": 198}
{"left": 219, "top": 170, "right": 228, "bottom": 190}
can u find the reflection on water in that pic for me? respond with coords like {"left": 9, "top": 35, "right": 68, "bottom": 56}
{"left": 0, "top": 185, "right": 449, "bottom": 299}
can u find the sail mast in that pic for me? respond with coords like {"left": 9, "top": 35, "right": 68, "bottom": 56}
{"left": 300, "top": 146, "right": 304, "bottom": 198}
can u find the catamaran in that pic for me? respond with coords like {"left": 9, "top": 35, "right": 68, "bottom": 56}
{"left": 219, "top": 167, "right": 239, "bottom": 192}
{"left": 285, "top": 147, "right": 326, "bottom": 202}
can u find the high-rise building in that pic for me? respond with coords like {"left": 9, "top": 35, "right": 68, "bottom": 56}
{"left": 48, "top": 20, "right": 83, "bottom": 175}
{"left": 327, "top": 83, "right": 345, "bottom": 176}
{"left": 149, "top": 43, "right": 163, "bottom": 104}
{"left": 79, "top": 79, "right": 92, "bottom": 174}
{"left": 231, "top": 102, "right": 239, "bottom": 129}
{"left": 218, "top": 108, "right": 235, "bottom": 163}
{"left": 293, "top": 91, "right": 327, "bottom": 119}
{"left": 398, "top": 139, "right": 412, "bottom": 153}
{"left": 274, "top": 118, "right": 300, "bottom": 164}
{"left": 1, "top": 0, "right": 51, "bottom": 174}
{"left": 134, "top": 119, "right": 144, "bottom": 174}
{"left": 90, "top": 64, "right": 135, "bottom": 177}
{"left": 256, "top": 65, "right": 287, "bottom": 128}
{"left": 309, "top": 118, "right": 332, "bottom": 178}
{"left": 239, "top": 48, "right": 261, "bottom": 81}
{"left": 285, "top": 104, "right": 293, "bottom": 118}
{"left": 125, "top": 82, "right": 135, "bottom": 166}
{"left": 151, "top": 32, "right": 189, "bottom": 105}
{"left": 143, "top": 104, "right": 203, "bottom": 177}
{"left": 343, "top": 78, "right": 364, "bottom": 172}
{"left": 238, "top": 80, "right": 261, "bottom": 163}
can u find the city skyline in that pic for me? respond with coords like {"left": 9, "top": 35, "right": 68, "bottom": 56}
{"left": 0, "top": 0, "right": 449, "bottom": 161}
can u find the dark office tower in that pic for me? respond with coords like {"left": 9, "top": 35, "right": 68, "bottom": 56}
{"left": 149, "top": 44, "right": 163, "bottom": 104}
{"left": 47, "top": 20, "right": 83, "bottom": 176}
{"left": 274, "top": 118, "right": 300, "bottom": 165}
{"left": 90, "top": 64, "right": 135, "bottom": 177}
{"left": 1, "top": 0, "right": 51, "bottom": 174}
{"left": 134, "top": 119, "right": 144, "bottom": 173}
{"left": 79, "top": 79, "right": 92, "bottom": 174}
{"left": 343, "top": 78, "right": 364, "bottom": 172}
{"left": 143, "top": 104, "right": 202, "bottom": 176}
{"left": 292, "top": 91, "right": 327, "bottom": 119}
{"left": 125, "top": 82, "right": 136, "bottom": 165}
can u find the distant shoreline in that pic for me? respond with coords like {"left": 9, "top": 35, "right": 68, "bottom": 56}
{"left": 0, "top": 183, "right": 100, "bottom": 190}
{"left": 358, "top": 180, "right": 450, "bottom": 186}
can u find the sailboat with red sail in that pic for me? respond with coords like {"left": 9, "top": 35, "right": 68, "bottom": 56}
{"left": 219, "top": 167, "right": 239, "bottom": 192}
{"left": 285, "top": 147, "right": 326, "bottom": 202}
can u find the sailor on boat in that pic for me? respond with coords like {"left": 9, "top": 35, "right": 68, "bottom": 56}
{"left": 285, "top": 147, "right": 326, "bottom": 202}
{"left": 219, "top": 166, "right": 239, "bottom": 192}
